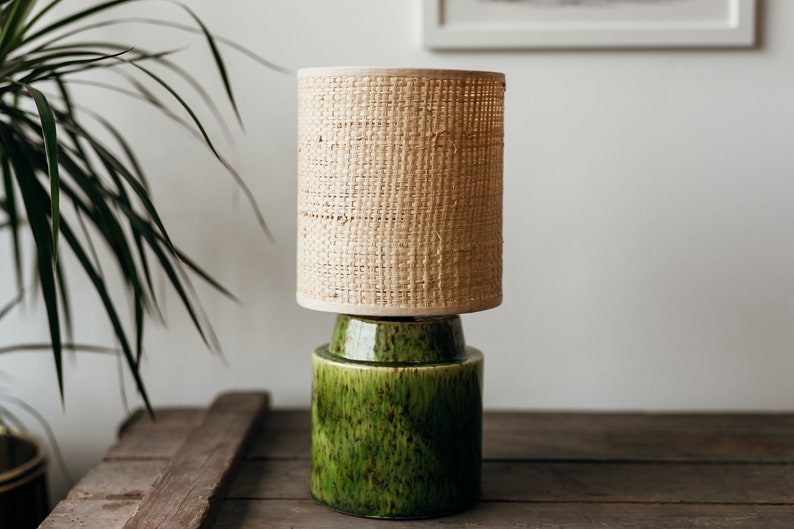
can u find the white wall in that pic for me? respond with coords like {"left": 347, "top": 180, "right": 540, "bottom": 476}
{"left": 2, "top": 0, "right": 793, "bottom": 502}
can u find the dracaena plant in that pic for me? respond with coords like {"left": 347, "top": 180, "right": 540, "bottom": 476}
{"left": 0, "top": 0, "right": 280, "bottom": 414}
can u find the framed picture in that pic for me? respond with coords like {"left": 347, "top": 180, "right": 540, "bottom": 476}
{"left": 423, "top": 0, "right": 757, "bottom": 50}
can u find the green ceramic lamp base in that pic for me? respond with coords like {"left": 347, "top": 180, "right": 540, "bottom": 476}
{"left": 310, "top": 315, "right": 484, "bottom": 519}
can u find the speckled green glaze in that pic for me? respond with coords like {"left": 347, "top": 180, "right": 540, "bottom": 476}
{"left": 329, "top": 314, "right": 466, "bottom": 363}
{"left": 311, "top": 316, "right": 484, "bottom": 519}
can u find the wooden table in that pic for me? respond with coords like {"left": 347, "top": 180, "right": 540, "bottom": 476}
{"left": 41, "top": 392, "right": 794, "bottom": 528}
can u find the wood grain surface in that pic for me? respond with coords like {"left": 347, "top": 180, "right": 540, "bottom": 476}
{"left": 40, "top": 399, "right": 794, "bottom": 528}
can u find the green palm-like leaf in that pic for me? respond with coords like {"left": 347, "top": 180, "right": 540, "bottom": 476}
{"left": 22, "top": 82, "right": 58, "bottom": 256}
{"left": 0, "top": 0, "right": 283, "bottom": 415}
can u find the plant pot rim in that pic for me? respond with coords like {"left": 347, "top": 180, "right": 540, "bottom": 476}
{"left": 0, "top": 429, "right": 47, "bottom": 486}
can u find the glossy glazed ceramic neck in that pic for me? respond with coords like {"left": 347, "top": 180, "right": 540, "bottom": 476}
{"left": 328, "top": 314, "right": 465, "bottom": 364}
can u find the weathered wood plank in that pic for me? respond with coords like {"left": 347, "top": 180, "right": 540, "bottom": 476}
{"left": 227, "top": 459, "right": 309, "bottom": 500}
{"left": 213, "top": 500, "right": 794, "bottom": 529}
{"left": 107, "top": 409, "right": 206, "bottom": 460}
{"left": 43, "top": 408, "right": 794, "bottom": 528}
{"left": 245, "top": 410, "right": 310, "bottom": 459}
{"left": 117, "top": 408, "right": 206, "bottom": 437}
{"left": 66, "top": 460, "right": 166, "bottom": 500}
{"left": 122, "top": 392, "right": 270, "bottom": 529}
{"left": 243, "top": 411, "right": 794, "bottom": 462}
{"left": 484, "top": 412, "right": 794, "bottom": 462}
{"left": 260, "top": 409, "right": 311, "bottom": 430}
{"left": 246, "top": 429, "right": 310, "bottom": 459}
{"left": 226, "top": 458, "right": 794, "bottom": 505}
{"left": 483, "top": 412, "right": 794, "bottom": 433}
{"left": 105, "top": 425, "right": 197, "bottom": 460}
{"left": 481, "top": 461, "right": 794, "bottom": 504}
{"left": 39, "top": 500, "right": 138, "bottom": 529}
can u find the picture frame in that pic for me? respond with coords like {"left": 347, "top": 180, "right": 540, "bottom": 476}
{"left": 423, "top": 0, "right": 757, "bottom": 50}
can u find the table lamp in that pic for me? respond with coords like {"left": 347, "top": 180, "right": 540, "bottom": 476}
{"left": 297, "top": 67, "right": 505, "bottom": 519}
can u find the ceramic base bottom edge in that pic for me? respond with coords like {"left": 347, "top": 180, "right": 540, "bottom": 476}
{"left": 310, "top": 346, "right": 484, "bottom": 519}
{"left": 308, "top": 492, "right": 478, "bottom": 520}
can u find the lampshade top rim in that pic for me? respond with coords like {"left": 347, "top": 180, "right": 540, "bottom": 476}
{"left": 297, "top": 66, "right": 505, "bottom": 82}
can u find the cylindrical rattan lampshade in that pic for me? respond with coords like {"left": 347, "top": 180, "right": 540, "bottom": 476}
{"left": 297, "top": 67, "right": 505, "bottom": 316}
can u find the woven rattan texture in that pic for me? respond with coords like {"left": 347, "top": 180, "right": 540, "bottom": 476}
{"left": 297, "top": 69, "right": 504, "bottom": 316}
